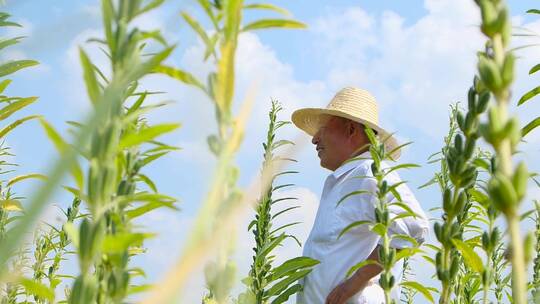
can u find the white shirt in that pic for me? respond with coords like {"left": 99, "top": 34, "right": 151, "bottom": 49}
{"left": 297, "top": 152, "right": 429, "bottom": 304}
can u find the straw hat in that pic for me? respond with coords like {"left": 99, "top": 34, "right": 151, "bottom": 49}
{"left": 291, "top": 87, "right": 401, "bottom": 159}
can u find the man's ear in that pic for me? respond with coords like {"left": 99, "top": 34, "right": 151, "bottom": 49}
{"left": 347, "top": 121, "right": 356, "bottom": 137}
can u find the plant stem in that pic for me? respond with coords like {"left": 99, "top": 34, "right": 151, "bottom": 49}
{"left": 507, "top": 213, "right": 527, "bottom": 304}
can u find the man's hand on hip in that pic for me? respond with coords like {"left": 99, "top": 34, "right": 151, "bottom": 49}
{"left": 325, "top": 279, "right": 358, "bottom": 304}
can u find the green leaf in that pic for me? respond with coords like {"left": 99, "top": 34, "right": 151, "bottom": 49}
{"left": 128, "top": 267, "right": 147, "bottom": 278}
{"left": 527, "top": 9, "right": 540, "bottom": 14}
{"left": 140, "top": 151, "right": 169, "bottom": 167}
{"left": 522, "top": 117, "right": 540, "bottom": 138}
{"left": 391, "top": 234, "right": 418, "bottom": 247}
{"left": 400, "top": 281, "right": 434, "bottom": 303}
{"left": 0, "top": 36, "right": 24, "bottom": 51}
{"left": 395, "top": 247, "right": 423, "bottom": 261}
{"left": 7, "top": 173, "right": 47, "bottom": 187}
{"left": 0, "top": 79, "right": 11, "bottom": 93}
{"left": 137, "top": 0, "right": 165, "bottom": 16}
{"left": 336, "top": 190, "right": 370, "bottom": 207}
{"left": 117, "top": 193, "right": 176, "bottom": 206}
{"left": 345, "top": 259, "right": 379, "bottom": 278}
{"left": 0, "top": 60, "right": 39, "bottom": 77}
{"left": 79, "top": 48, "right": 101, "bottom": 105}
{"left": 102, "top": 233, "right": 154, "bottom": 253}
{"left": 518, "top": 85, "right": 540, "bottom": 106}
{"left": 370, "top": 223, "right": 386, "bottom": 237}
{"left": 128, "top": 46, "right": 175, "bottom": 85}
{"left": 39, "top": 118, "right": 84, "bottom": 189}
{"left": 0, "top": 199, "right": 23, "bottom": 211}
{"left": 155, "top": 65, "right": 205, "bottom": 91}
{"left": 270, "top": 222, "right": 300, "bottom": 236}
{"left": 265, "top": 269, "right": 311, "bottom": 297}
{"left": 243, "top": 19, "right": 306, "bottom": 31}
{"left": 128, "top": 284, "right": 153, "bottom": 295}
{"left": 126, "top": 201, "right": 178, "bottom": 219}
{"left": 451, "top": 239, "right": 484, "bottom": 273}
{"left": 529, "top": 63, "right": 540, "bottom": 75}
{"left": 19, "top": 278, "right": 55, "bottom": 301}
{"left": 136, "top": 173, "right": 158, "bottom": 193}
{"left": 0, "top": 114, "right": 40, "bottom": 139}
{"left": 468, "top": 188, "right": 489, "bottom": 207}
{"left": 389, "top": 201, "right": 419, "bottom": 219}
{"left": 0, "top": 97, "right": 36, "bottom": 120}
{"left": 244, "top": 3, "right": 290, "bottom": 16}
{"left": 63, "top": 222, "right": 79, "bottom": 249}
{"left": 119, "top": 123, "right": 180, "bottom": 149}
{"left": 338, "top": 220, "right": 371, "bottom": 239}
{"left": 383, "top": 163, "right": 420, "bottom": 176}
{"left": 270, "top": 283, "right": 302, "bottom": 304}
{"left": 271, "top": 205, "right": 300, "bottom": 220}
{"left": 259, "top": 233, "right": 287, "bottom": 258}
{"left": 181, "top": 12, "right": 216, "bottom": 59}
{"left": 271, "top": 256, "right": 320, "bottom": 281}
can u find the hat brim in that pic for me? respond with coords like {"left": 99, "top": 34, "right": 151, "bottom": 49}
{"left": 291, "top": 108, "right": 401, "bottom": 160}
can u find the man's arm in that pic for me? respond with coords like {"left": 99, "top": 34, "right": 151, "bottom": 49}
{"left": 325, "top": 245, "right": 383, "bottom": 304}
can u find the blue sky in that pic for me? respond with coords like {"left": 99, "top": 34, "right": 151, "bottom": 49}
{"left": 3, "top": 0, "right": 540, "bottom": 303}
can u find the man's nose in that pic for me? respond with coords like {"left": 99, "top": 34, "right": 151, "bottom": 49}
{"left": 312, "top": 131, "right": 320, "bottom": 145}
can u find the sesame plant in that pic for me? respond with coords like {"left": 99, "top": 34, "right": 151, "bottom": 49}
{"left": 399, "top": 258, "right": 417, "bottom": 304}
{"left": 0, "top": 10, "right": 60, "bottom": 302}
{"left": 431, "top": 79, "right": 488, "bottom": 304}
{"left": 338, "top": 128, "right": 431, "bottom": 304}
{"left": 146, "top": 1, "right": 307, "bottom": 302}
{"left": 238, "top": 100, "right": 318, "bottom": 304}
{"left": 60, "top": 1, "right": 180, "bottom": 303}
{"left": 0, "top": 1, "right": 175, "bottom": 284}
{"left": 26, "top": 198, "right": 81, "bottom": 303}
{"left": 532, "top": 201, "right": 540, "bottom": 302}
{"left": 474, "top": 0, "right": 533, "bottom": 303}
{"left": 422, "top": 98, "right": 512, "bottom": 304}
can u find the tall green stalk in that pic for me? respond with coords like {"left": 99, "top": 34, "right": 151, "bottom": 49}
{"left": 531, "top": 201, "right": 540, "bottom": 302}
{"left": 239, "top": 100, "right": 318, "bottom": 304}
{"left": 474, "top": 1, "right": 529, "bottom": 303}
{"left": 64, "top": 1, "right": 177, "bottom": 303}
{"left": 157, "top": 1, "right": 306, "bottom": 302}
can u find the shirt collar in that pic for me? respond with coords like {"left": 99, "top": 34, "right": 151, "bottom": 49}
{"left": 331, "top": 150, "right": 372, "bottom": 179}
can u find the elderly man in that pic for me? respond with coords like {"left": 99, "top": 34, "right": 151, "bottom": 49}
{"left": 291, "top": 87, "right": 429, "bottom": 304}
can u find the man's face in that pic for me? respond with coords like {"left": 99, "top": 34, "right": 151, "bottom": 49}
{"left": 311, "top": 115, "right": 352, "bottom": 171}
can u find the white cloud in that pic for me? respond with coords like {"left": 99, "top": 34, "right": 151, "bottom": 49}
{"left": 312, "top": 0, "right": 483, "bottom": 140}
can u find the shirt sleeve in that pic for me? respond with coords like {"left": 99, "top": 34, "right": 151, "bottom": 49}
{"left": 363, "top": 165, "right": 430, "bottom": 249}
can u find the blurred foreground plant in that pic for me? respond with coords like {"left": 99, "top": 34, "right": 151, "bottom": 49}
{"left": 474, "top": 0, "right": 536, "bottom": 303}
{"left": 147, "top": 1, "right": 306, "bottom": 302}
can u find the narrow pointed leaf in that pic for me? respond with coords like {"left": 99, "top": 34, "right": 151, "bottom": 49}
{"left": 522, "top": 117, "right": 540, "bottom": 137}
{"left": 451, "top": 239, "right": 484, "bottom": 273}
{"left": 0, "top": 60, "right": 38, "bottom": 77}
{"left": 119, "top": 123, "right": 180, "bottom": 149}
{"left": 243, "top": 19, "right": 306, "bottom": 31}
{"left": 7, "top": 173, "right": 47, "bottom": 187}
{"left": 400, "top": 281, "right": 434, "bottom": 303}
{"left": 518, "top": 85, "right": 540, "bottom": 106}
{"left": 155, "top": 65, "right": 205, "bottom": 91}
{"left": 338, "top": 220, "right": 370, "bottom": 239}
{"left": 244, "top": 3, "right": 290, "bottom": 16}
{"left": 79, "top": 48, "right": 101, "bottom": 105}
{"left": 0, "top": 97, "right": 36, "bottom": 120}
{"left": 0, "top": 114, "right": 40, "bottom": 139}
